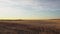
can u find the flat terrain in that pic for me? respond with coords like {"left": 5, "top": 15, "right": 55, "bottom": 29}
{"left": 0, "top": 20, "right": 60, "bottom": 34}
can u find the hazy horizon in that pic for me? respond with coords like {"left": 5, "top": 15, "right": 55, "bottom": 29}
{"left": 0, "top": 0, "right": 60, "bottom": 19}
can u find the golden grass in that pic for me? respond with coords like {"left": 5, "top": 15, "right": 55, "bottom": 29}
{"left": 0, "top": 20, "right": 60, "bottom": 34}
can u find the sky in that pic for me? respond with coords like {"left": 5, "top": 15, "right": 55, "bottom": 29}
{"left": 0, "top": 0, "right": 60, "bottom": 20}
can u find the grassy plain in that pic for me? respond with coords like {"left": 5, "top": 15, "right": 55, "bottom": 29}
{"left": 0, "top": 19, "right": 60, "bottom": 34}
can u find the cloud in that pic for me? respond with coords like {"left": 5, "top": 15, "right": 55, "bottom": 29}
{"left": 39, "top": 0, "right": 60, "bottom": 10}
{"left": 0, "top": 0, "right": 60, "bottom": 19}
{"left": 9, "top": 0, "right": 60, "bottom": 11}
{"left": 0, "top": 0, "right": 60, "bottom": 11}
{"left": 0, "top": 0, "right": 28, "bottom": 17}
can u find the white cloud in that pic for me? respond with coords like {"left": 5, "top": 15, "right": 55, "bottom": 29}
{"left": 10, "top": 0, "right": 60, "bottom": 11}
{"left": 0, "top": 0, "right": 60, "bottom": 12}
{"left": 0, "top": 0, "right": 60, "bottom": 18}
{"left": 0, "top": 0, "right": 28, "bottom": 17}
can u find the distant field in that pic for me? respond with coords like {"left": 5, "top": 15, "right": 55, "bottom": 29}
{"left": 0, "top": 20, "right": 60, "bottom": 34}
{"left": 47, "top": 19, "right": 60, "bottom": 22}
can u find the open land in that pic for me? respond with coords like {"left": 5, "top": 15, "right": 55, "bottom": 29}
{"left": 0, "top": 19, "right": 60, "bottom": 34}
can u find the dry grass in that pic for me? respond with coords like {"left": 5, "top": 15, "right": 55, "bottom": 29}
{"left": 0, "top": 20, "right": 60, "bottom": 34}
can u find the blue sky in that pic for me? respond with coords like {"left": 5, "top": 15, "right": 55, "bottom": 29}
{"left": 0, "top": 0, "right": 60, "bottom": 19}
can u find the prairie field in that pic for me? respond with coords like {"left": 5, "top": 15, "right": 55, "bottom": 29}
{"left": 0, "top": 19, "right": 60, "bottom": 34}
